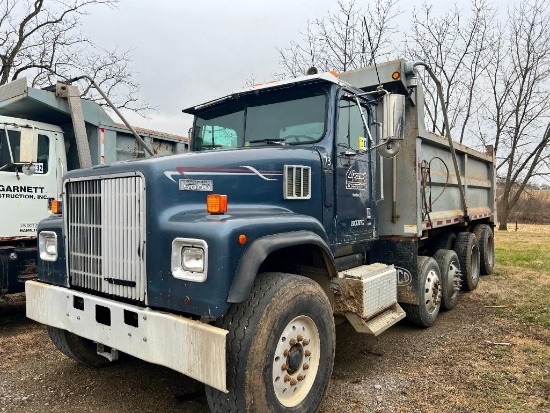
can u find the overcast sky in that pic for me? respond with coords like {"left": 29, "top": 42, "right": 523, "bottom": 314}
{"left": 81, "top": 0, "right": 512, "bottom": 137}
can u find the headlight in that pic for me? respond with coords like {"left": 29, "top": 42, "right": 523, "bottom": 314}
{"left": 39, "top": 231, "right": 58, "bottom": 261}
{"left": 182, "top": 247, "right": 204, "bottom": 272}
{"left": 171, "top": 238, "right": 208, "bottom": 282}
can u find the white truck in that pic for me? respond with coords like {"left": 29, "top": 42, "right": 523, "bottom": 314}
{"left": 0, "top": 78, "right": 188, "bottom": 296}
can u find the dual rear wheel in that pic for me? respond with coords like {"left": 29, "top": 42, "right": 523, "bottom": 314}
{"left": 405, "top": 225, "right": 493, "bottom": 327}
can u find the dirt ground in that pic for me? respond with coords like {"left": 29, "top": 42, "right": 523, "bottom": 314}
{"left": 1, "top": 228, "right": 549, "bottom": 412}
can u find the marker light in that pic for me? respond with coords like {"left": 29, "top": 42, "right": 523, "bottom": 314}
{"left": 207, "top": 194, "right": 228, "bottom": 214}
{"left": 49, "top": 199, "right": 62, "bottom": 214}
{"left": 238, "top": 234, "right": 247, "bottom": 245}
{"left": 392, "top": 71, "right": 400, "bottom": 80}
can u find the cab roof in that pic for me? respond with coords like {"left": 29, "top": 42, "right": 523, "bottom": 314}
{"left": 183, "top": 72, "right": 355, "bottom": 115}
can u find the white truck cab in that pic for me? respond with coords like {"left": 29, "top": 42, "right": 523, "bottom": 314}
{"left": 0, "top": 116, "right": 67, "bottom": 240}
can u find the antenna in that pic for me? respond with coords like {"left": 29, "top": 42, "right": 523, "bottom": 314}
{"left": 363, "top": 16, "right": 381, "bottom": 87}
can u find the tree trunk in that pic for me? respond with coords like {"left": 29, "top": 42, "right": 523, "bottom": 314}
{"left": 498, "top": 208, "right": 510, "bottom": 231}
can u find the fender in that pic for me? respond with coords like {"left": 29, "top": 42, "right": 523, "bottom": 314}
{"left": 227, "top": 230, "right": 335, "bottom": 303}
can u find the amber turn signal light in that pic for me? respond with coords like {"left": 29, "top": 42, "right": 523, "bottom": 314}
{"left": 392, "top": 71, "right": 400, "bottom": 80}
{"left": 49, "top": 199, "right": 62, "bottom": 214}
{"left": 207, "top": 194, "right": 228, "bottom": 214}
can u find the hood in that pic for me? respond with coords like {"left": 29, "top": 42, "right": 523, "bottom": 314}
{"left": 63, "top": 147, "right": 325, "bottom": 219}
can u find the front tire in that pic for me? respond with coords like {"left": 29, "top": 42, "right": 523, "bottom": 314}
{"left": 205, "top": 273, "right": 335, "bottom": 413}
{"left": 47, "top": 326, "right": 112, "bottom": 367}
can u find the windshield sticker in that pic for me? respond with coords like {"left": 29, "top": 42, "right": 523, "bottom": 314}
{"left": 164, "top": 166, "right": 283, "bottom": 184}
{"left": 179, "top": 179, "right": 213, "bottom": 192}
{"left": 346, "top": 167, "right": 367, "bottom": 191}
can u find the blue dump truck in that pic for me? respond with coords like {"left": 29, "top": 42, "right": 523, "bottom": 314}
{"left": 0, "top": 78, "right": 188, "bottom": 296}
{"left": 26, "top": 59, "right": 495, "bottom": 413}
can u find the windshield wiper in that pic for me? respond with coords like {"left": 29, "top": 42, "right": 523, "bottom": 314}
{"left": 248, "top": 138, "right": 286, "bottom": 145}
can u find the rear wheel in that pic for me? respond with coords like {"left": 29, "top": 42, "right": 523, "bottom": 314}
{"left": 47, "top": 326, "right": 112, "bottom": 367}
{"left": 474, "top": 224, "right": 494, "bottom": 275}
{"left": 433, "top": 249, "right": 461, "bottom": 310}
{"left": 432, "top": 231, "right": 457, "bottom": 253}
{"left": 205, "top": 273, "right": 335, "bottom": 413}
{"left": 402, "top": 256, "right": 442, "bottom": 327}
{"left": 454, "top": 232, "right": 480, "bottom": 291}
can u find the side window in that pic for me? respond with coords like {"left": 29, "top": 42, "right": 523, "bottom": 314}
{"left": 36, "top": 135, "right": 50, "bottom": 174}
{"left": 194, "top": 109, "right": 244, "bottom": 151}
{"left": 200, "top": 126, "right": 238, "bottom": 149}
{"left": 0, "top": 129, "right": 49, "bottom": 173}
{"left": 337, "top": 98, "right": 368, "bottom": 151}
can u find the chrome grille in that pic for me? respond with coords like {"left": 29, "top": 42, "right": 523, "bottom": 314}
{"left": 65, "top": 174, "right": 146, "bottom": 301}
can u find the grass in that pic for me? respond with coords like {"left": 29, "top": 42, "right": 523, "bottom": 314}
{"left": 488, "top": 224, "right": 550, "bottom": 328}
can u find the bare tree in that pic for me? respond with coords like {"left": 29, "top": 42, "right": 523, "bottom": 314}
{"left": 488, "top": 1, "right": 550, "bottom": 230}
{"left": 276, "top": 0, "right": 401, "bottom": 77}
{"left": 0, "top": 0, "right": 152, "bottom": 113}
{"left": 405, "top": 0, "right": 495, "bottom": 144}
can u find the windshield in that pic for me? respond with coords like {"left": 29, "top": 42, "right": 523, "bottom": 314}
{"left": 192, "top": 88, "right": 327, "bottom": 151}
{"left": 0, "top": 128, "right": 50, "bottom": 173}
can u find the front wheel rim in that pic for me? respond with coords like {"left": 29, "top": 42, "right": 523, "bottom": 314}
{"left": 272, "top": 315, "right": 321, "bottom": 407}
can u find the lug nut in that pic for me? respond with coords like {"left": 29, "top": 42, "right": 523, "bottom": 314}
{"left": 283, "top": 349, "right": 290, "bottom": 357}
{"left": 297, "top": 334, "right": 303, "bottom": 341}
{"left": 290, "top": 379, "right": 297, "bottom": 386}
{"left": 281, "top": 363, "right": 288, "bottom": 371}
{"left": 302, "top": 339, "right": 309, "bottom": 346}
{"left": 284, "top": 374, "right": 291, "bottom": 382}
{"left": 297, "top": 374, "right": 305, "bottom": 381}
{"left": 289, "top": 338, "right": 297, "bottom": 346}
{"left": 303, "top": 363, "right": 309, "bottom": 370}
{"left": 304, "top": 350, "right": 311, "bottom": 357}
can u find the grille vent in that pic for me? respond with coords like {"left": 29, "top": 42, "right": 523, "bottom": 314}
{"left": 284, "top": 165, "right": 311, "bottom": 199}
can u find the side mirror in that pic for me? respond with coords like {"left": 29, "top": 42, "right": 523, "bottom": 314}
{"left": 379, "top": 94, "right": 405, "bottom": 158}
{"left": 19, "top": 127, "right": 38, "bottom": 164}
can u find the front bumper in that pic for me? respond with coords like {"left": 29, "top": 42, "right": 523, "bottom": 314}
{"left": 26, "top": 281, "right": 228, "bottom": 392}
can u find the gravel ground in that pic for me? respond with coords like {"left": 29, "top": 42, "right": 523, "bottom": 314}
{"left": 1, "top": 284, "right": 548, "bottom": 413}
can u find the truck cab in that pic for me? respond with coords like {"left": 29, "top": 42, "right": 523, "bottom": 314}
{"left": 186, "top": 72, "right": 382, "bottom": 252}
{"left": 0, "top": 117, "right": 66, "bottom": 293}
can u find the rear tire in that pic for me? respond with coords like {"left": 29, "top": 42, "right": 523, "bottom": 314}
{"left": 205, "top": 273, "right": 335, "bottom": 413}
{"left": 433, "top": 249, "right": 461, "bottom": 310}
{"left": 432, "top": 232, "right": 457, "bottom": 253}
{"left": 474, "top": 224, "right": 494, "bottom": 275}
{"left": 47, "top": 326, "right": 112, "bottom": 367}
{"left": 454, "top": 232, "right": 480, "bottom": 291}
{"left": 402, "top": 256, "right": 442, "bottom": 327}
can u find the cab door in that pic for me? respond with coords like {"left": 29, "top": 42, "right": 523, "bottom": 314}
{"left": 0, "top": 125, "right": 59, "bottom": 237}
{"left": 334, "top": 94, "right": 376, "bottom": 246}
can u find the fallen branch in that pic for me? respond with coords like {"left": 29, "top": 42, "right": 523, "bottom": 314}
{"left": 485, "top": 340, "right": 511, "bottom": 346}
{"left": 484, "top": 305, "right": 508, "bottom": 308}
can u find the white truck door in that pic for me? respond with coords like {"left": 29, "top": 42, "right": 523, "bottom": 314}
{"left": 0, "top": 126, "right": 61, "bottom": 239}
